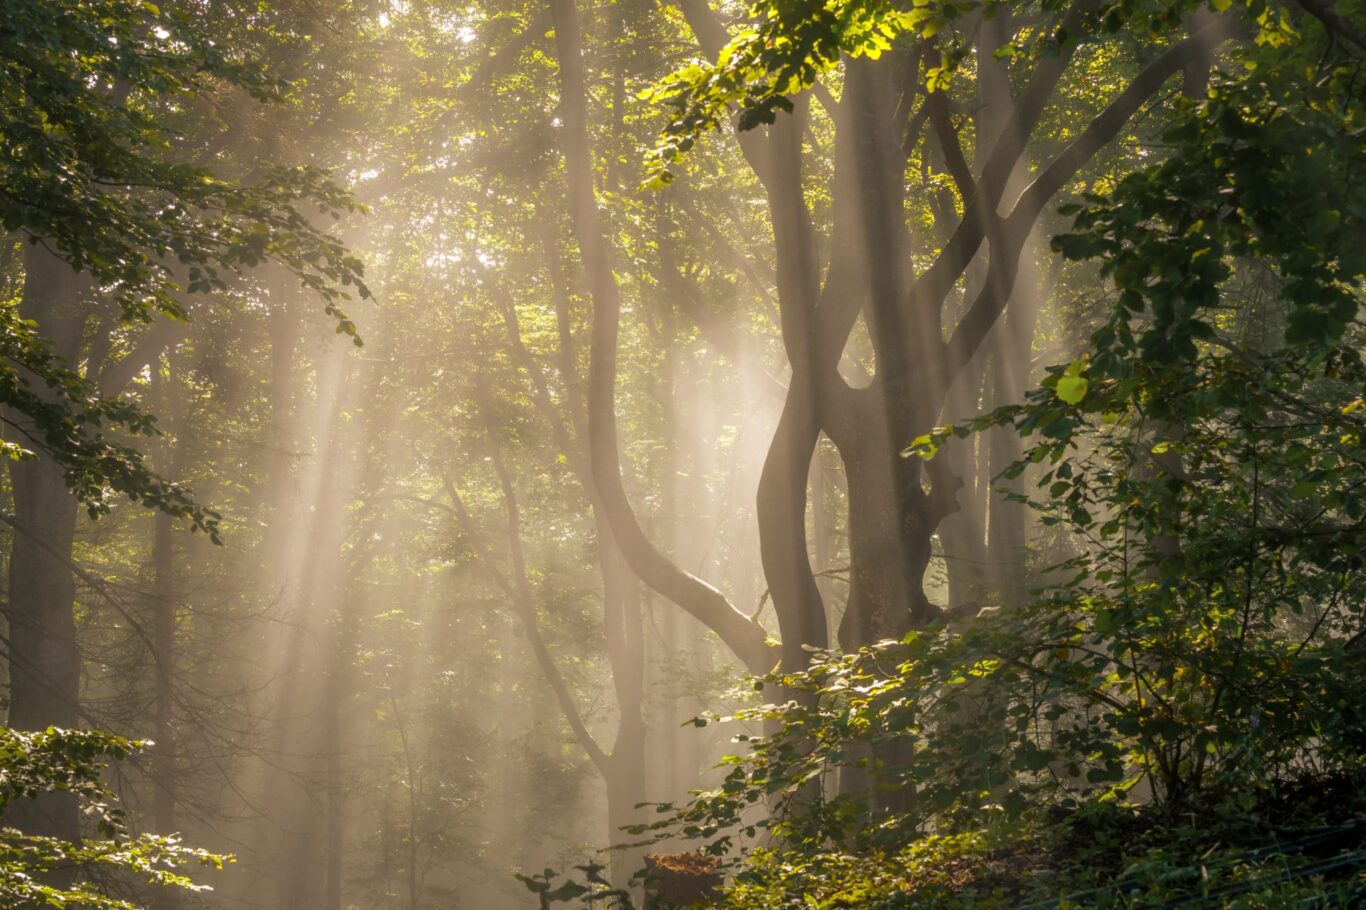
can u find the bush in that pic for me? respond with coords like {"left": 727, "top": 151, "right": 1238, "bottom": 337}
{"left": 0, "top": 727, "right": 227, "bottom": 909}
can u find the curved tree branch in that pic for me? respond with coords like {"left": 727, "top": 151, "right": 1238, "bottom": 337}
{"left": 1292, "top": 0, "right": 1366, "bottom": 51}
{"left": 441, "top": 471, "right": 610, "bottom": 774}
{"left": 550, "top": 0, "right": 776, "bottom": 674}
{"left": 942, "top": 13, "right": 1250, "bottom": 387}
{"left": 926, "top": 59, "right": 975, "bottom": 207}
{"left": 901, "top": 0, "right": 1099, "bottom": 342}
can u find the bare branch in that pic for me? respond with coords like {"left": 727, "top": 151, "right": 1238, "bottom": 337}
{"left": 439, "top": 470, "right": 610, "bottom": 773}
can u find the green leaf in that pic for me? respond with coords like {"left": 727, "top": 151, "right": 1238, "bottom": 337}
{"left": 908, "top": 433, "right": 939, "bottom": 460}
{"left": 1056, "top": 372, "right": 1089, "bottom": 406}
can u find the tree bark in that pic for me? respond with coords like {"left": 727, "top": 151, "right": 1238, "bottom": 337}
{"left": 4, "top": 244, "right": 87, "bottom": 849}
{"left": 149, "top": 360, "right": 182, "bottom": 910}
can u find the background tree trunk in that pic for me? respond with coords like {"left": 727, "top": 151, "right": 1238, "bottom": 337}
{"left": 5, "top": 244, "right": 88, "bottom": 850}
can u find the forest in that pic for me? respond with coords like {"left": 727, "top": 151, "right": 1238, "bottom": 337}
{"left": 0, "top": 0, "right": 1363, "bottom": 907}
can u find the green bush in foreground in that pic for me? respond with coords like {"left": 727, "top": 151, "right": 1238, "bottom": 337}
{"left": 0, "top": 727, "right": 227, "bottom": 908}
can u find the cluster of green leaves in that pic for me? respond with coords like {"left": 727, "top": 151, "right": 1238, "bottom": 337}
{"left": 1051, "top": 80, "right": 1364, "bottom": 353}
{"left": 0, "top": 726, "right": 229, "bottom": 908}
{"left": 0, "top": 0, "right": 375, "bottom": 531}
{"left": 517, "top": 862, "right": 632, "bottom": 909}
{"left": 0, "top": 296, "right": 222, "bottom": 536}
{"left": 0, "top": 0, "right": 370, "bottom": 329}
{"left": 641, "top": 0, "right": 966, "bottom": 185}
{"left": 639, "top": 0, "right": 1304, "bottom": 186}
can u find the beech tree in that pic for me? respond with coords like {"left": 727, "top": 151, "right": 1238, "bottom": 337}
{"left": 546, "top": 0, "right": 1253, "bottom": 678}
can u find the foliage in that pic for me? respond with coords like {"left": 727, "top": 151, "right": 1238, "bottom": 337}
{"left": 910, "top": 56, "right": 1366, "bottom": 813}
{"left": 642, "top": 0, "right": 956, "bottom": 184}
{"left": 641, "top": 0, "right": 1302, "bottom": 185}
{"left": 8, "top": 0, "right": 1365, "bottom": 904}
{"left": 0, "top": 726, "right": 229, "bottom": 908}
{"left": 715, "top": 817, "right": 1366, "bottom": 908}
{"left": 0, "top": 294, "right": 223, "bottom": 536}
{"left": 517, "top": 861, "right": 632, "bottom": 909}
{"left": 0, "top": 0, "right": 371, "bottom": 534}
{"left": 0, "top": 0, "right": 370, "bottom": 326}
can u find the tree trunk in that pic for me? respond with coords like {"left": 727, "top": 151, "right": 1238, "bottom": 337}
{"left": 600, "top": 529, "right": 648, "bottom": 888}
{"left": 5, "top": 245, "right": 88, "bottom": 849}
{"left": 605, "top": 721, "right": 648, "bottom": 889}
{"left": 150, "top": 362, "right": 181, "bottom": 910}
{"left": 152, "top": 508, "right": 176, "bottom": 830}
{"left": 936, "top": 349, "right": 991, "bottom": 610}
{"left": 548, "top": 0, "right": 774, "bottom": 674}
{"left": 756, "top": 389, "right": 826, "bottom": 668}
{"left": 983, "top": 292, "right": 1041, "bottom": 608}
{"left": 809, "top": 442, "right": 838, "bottom": 635}
{"left": 835, "top": 404, "right": 950, "bottom": 649}
{"left": 323, "top": 599, "right": 351, "bottom": 910}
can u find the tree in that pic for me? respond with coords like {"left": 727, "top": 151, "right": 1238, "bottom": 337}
{"left": 609, "top": 9, "right": 1366, "bottom": 902}
{"left": 539, "top": 0, "right": 1261, "bottom": 704}
{"left": 1, "top": 0, "right": 367, "bottom": 852}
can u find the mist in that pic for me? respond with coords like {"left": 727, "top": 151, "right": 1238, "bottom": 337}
{"left": 4, "top": 0, "right": 1363, "bottom": 908}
